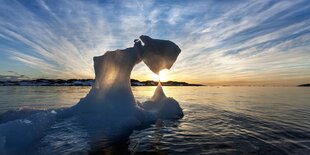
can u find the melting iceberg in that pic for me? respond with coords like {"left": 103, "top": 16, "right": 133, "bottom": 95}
{"left": 71, "top": 35, "right": 183, "bottom": 121}
{"left": 0, "top": 35, "right": 183, "bottom": 154}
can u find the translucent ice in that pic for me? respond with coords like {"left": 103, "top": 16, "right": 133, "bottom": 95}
{"left": 142, "top": 82, "right": 184, "bottom": 119}
{"left": 140, "top": 35, "right": 181, "bottom": 74}
{"left": 71, "top": 35, "right": 183, "bottom": 120}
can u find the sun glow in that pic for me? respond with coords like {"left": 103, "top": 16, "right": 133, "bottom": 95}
{"left": 151, "top": 70, "right": 168, "bottom": 82}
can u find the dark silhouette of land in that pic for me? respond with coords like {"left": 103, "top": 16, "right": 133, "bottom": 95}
{"left": 297, "top": 84, "right": 310, "bottom": 87}
{"left": 0, "top": 79, "right": 203, "bottom": 86}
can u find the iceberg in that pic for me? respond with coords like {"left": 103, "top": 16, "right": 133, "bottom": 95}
{"left": 71, "top": 35, "right": 183, "bottom": 121}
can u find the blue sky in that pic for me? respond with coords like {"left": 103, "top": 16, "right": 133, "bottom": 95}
{"left": 0, "top": 0, "right": 309, "bottom": 85}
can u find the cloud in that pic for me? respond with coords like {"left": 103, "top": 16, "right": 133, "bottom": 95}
{"left": 0, "top": 75, "right": 27, "bottom": 81}
{"left": 0, "top": 71, "right": 30, "bottom": 81}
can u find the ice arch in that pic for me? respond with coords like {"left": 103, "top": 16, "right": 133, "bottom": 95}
{"left": 71, "top": 35, "right": 183, "bottom": 120}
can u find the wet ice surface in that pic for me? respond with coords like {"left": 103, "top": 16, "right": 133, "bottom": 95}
{"left": 0, "top": 86, "right": 310, "bottom": 154}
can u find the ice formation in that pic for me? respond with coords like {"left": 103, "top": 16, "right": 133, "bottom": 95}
{"left": 141, "top": 82, "right": 184, "bottom": 119}
{"left": 0, "top": 110, "right": 58, "bottom": 154}
{"left": 71, "top": 35, "right": 183, "bottom": 120}
{"left": 0, "top": 35, "right": 183, "bottom": 154}
{"left": 140, "top": 35, "right": 181, "bottom": 74}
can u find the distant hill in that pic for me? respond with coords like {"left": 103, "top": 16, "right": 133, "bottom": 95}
{"left": 297, "top": 84, "right": 310, "bottom": 87}
{"left": 0, "top": 79, "right": 203, "bottom": 86}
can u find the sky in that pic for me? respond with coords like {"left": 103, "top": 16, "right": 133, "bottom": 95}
{"left": 0, "top": 0, "right": 309, "bottom": 86}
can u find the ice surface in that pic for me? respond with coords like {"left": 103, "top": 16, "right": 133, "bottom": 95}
{"left": 151, "top": 82, "right": 167, "bottom": 101}
{"left": 0, "top": 35, "right": 183, "bottom": 154}
{"left": 0, "top": 110, "right": 57, "bottom": 154}
{"left": 71, "top": 47, "right": 141, "bottom": 115}
{"left": 140, "top": 35, "right": 181, "bottom": 74}
{"left": 142, "top": 83, "right": 184, "bottom": 119}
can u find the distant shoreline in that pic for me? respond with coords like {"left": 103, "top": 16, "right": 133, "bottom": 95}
{"left": 1, "top": 79, "right": 308, "bottom": 87}
{"left": 0, "top": 79, "right": 204, "bottom": 86}
{"left": 297, "top": 84, "right": 310, "bottom": 87}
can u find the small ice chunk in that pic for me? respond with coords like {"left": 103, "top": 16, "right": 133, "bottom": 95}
{"left": 151, "top": 82, "right": 166, "bottom": 101}
{"left": 22, "top": 119, "right": 32, "bottom": 124}
{"left": 50, "top": 110, "right": 57, "bottom": 114}
{"left": 141, "top": 82, "right": 184, "bottom": 119}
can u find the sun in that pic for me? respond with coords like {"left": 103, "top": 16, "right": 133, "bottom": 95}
{"left": 151, "top": 70, "right": 168, "bottom": 82}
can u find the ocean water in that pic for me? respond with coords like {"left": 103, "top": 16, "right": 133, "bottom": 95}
{"left": 0, "top": 86, "right": 310, "bottom": 154}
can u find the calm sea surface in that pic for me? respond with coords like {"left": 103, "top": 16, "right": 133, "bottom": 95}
{"left": 0, "top": 86, "right": 309, "bottom": 154}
